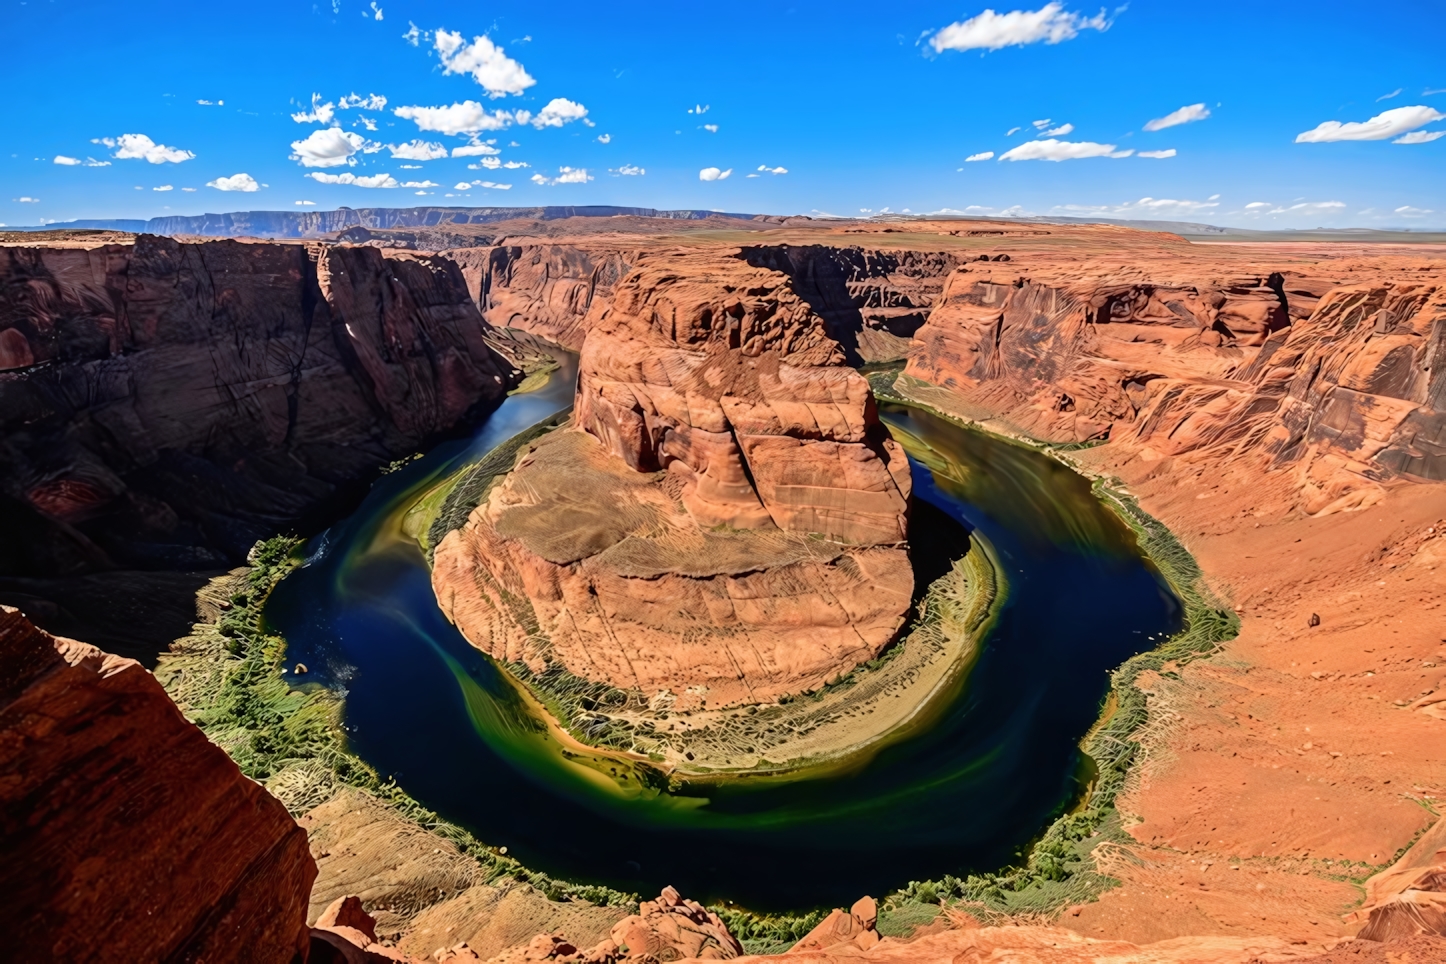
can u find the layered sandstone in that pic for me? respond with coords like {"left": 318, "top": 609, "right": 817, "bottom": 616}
{"left": 0, "top": 235, "right": 514, "bottom": 654}
{"left": 433, "top": 249, "right": 913, "bottom": 707}
{"left": 902, "top": 244, "right": 1445, "bottom": 513}
{"left": 0, "top": 606, "right": 315, "bottom": 962}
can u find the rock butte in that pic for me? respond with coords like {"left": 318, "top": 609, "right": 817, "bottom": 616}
{"left": 1, "top": 215, "right": 1444, "bottom": 962}
{"left": 432, "top": 248, "right": 914, "bottom": 707}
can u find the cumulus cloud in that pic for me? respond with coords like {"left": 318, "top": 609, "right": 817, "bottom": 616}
{"left": 452, "top": 141, "right": 500, "bottom": 157}
{"left": 455, "top": 179, "right": 512, "bottom": 190}
{"left": 965, "top": 151, "right": 995, "bottom": 161}
{"left": 1295, "top": 105, "right": 1445, "bottom": 142}
{"left": 928, "top": 3, "right": 1112, "bottom": 53}
{"left": 703, "top": 123, "right": 719, "bottom": 133}
{"left": 529, "top": 98, "right": 588, "bottom": 129}
{"left": 1138, "top": 149, "right": 1177, "bottom": 158}
{"left": 435, "top": 29, "right": 535, "bottom": 97}
{"left": 292, "top": 94, "right": 336, "bottom": 125}
{"left": 756, "top": 165, "right": 788, "bottom": 174}
{"left": 306, "top": 171, "right": 401, "bottom": 188}
{"left": 688, "top": 104, "right": 710, "bottom": 114}
{"left": 399, "top": 180, "right": 438, "bottom": 188}
{"left": 15, "top": 196, "right": 39, "bottom": 202}
{"left": 388, "top": 139, "right": 449, "bottom": 160}
{"left": 181, "top": 187, "right": 196, "bottom": 192}
{"left": 1042, "top": 123, "right": 1074, "bottom": 136}
{"left": 698, "top": 166, "right": 732, "bottom": 181}
{"left": 206, "top": 173, "right": 260, "bottom": 192}
{"left": 54, "top": 155, "right": 82, "bottom": 165}
{"left": 290, "top": 128, "right": 379, "bottom": 167}
{"left": 403, "top": 21, "right": 420, "bottom": 45}
{"left": 394, "top": 101, "right": 515, "bottom": 135}
{"left": 1394, "top": 129, "right": 1445, "bottom": 144}
{"left": 597, "top": 134, "right": 611, "bottom": 144}
{"left": 999, "top": 138, "right": 1128, "bottom": 161}
{"left": 153, "top": 185, "right": 174, "bottom": 191}
{"left": 468, "top": 157, "right": 528, "bottom": 170}
{"left": 96, "top": 134, "right": 195, "bottom": 164}
{"left": 340, "top": 92, "right": 387, "bottom": 110}
{"left": 1144, "top": 103, "right": 1210, "bottom": 131}
{"left": 369, "top": 1, "right": 383, "bottom": 19}
{"left": 530, "top": 166, "right": 593, "bottom": 185}
{"left": 610, "top": 165, "right": 645, "bottom": 176}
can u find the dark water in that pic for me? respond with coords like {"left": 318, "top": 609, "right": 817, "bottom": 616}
{"left": 266, "top": 365, "right": 1181, "bottom": 911}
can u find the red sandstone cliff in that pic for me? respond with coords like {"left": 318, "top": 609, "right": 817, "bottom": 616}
{"left": 432, "top": 249, "right": 914, "bottom": 707}
{"left": 0, "top": 605, "right": 316, "bottom": 962}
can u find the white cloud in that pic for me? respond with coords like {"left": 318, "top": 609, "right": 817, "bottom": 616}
{"left": 472, "top": 180, "right": 511, "bottom": 190}
{"left": 1118, "top": 197, "right": 1219, "bottom": 213}
{"left": 1395, "top": 205, "right": 1434, "bottom": 216}
{"left": 703, "top": 123, "right": 719, "bottom": 133}
{"left": 610, "top": 165, "right": 644, "bottom": 176}
{"left": 356, "top": 116, "right": 378, "bottom": 131}
{"left": 97, "top": 133, "right": 195, "bottom": 164}
{"left": 689, "top": 104, "right": 710, "bottom": 114}
{"left": 295, "top": 200, "right": 316, "bottom": 205}
{"left": 965, "top": 151, "right": 995, "bottom": 161}
{"left": 394, "top": 101, "right": 514, "bottom": 135}
{"left": 999, "top": 138, "right": 1125, "bottom": 161}
{"left": 292, "top": 94, "right": 336, "bottom": 124}
{"left": 699, "top": 166, "right": 732, "bottom": 181}
{"left": 452, "top": 140, "right": 500, "bottom": 157}
{"left": 399, "top": 164, "right": 421, "bottom": 169}
{"left": 529, "top": 98, "right": 588, "bottom": 128}
{"left": 14, "top": 197, "right": 39, "bottom": 203}
{"left": 1377, "top": 88, "right": 1402, "bottom": 102}
{"left": 929, "top": 3, "right": 1112, "bottom": 53}
{"left": 339, "top": 93, "right": 387, "bottom": 110}
{"left": 1006, "top": 126, "right": 1022, "bottom": 136}
{"left": 1296, "top": 105, "right": 1445, "bottom": 142}
{"left": 1042, "top": 123, "right": 1073, "bottom": 136}
{"left": 1032, "top": 118, "right": 1051, "bottom": 128}
{"left": 467, "top": 157, "right": 529, "bottom": 170}
{"left": 196, "top": 99, "right": 223, "bottom": 106}
{"left": 1244, "top": 201, "right": 1271, "bottom": 209}
{"left": 1289, "top": 201, "right": 1345, "bottom": 209}
{"left": 400, "top": 180, "right": 438, "bottom": 188}
{"left": 206, "top": 173, "right": 260, "bottom": 192}
{"left": 531, "top": 166, "right": 593, "bottom": 185}
{"left": 756, "top": 164, "right": 788, "bottom": 174}
{"left": 434, "top": 29, "right": 535, "bottom": 98}
{"left": 370, "top": 2, "right": 383, "bottom": 20}
{"left": 307, "top": 171, "right": 401, "bottom": 188}
{"left": 403, "top": 21, "right": 420, "bottom": 45}
{"left": 597, "top": 133, "right": 611, "bottom": 144}
{"left": 290, "top": 128, "right": 378, "bottom": 167}
{"left": 388, "top": 139, "right": 449, "bottom": 160}
{"left": 54, "top": 155, "right": 82, "bottom": 166}
{"left": 1144, "top": 103, "right": 1210, "bottom": 131}
{"left": 454, "top": 181, "right": 473, "bottom": 190}
{"left": 1394, "top": 129, "right": 1445, "bottom": 144}
{"left": 181, "top": 187, "right": 196, "bottom": 192}
{"left": 1137, "top": 149, "right": 1177, "bottom": 158}
{"left": 153, "top": 184, "right": 174, "bottom": 191}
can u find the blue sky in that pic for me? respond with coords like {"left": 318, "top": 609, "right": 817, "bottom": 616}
{"left": 3, "top": 0, "right": 1444, "bottom": 228}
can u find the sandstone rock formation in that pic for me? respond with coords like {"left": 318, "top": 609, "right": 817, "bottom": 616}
{"left": 786, "top": 896, "right": 881, "bottom": 954}
{"left": 0, "top": 605, "right": 315, "bottom": 962}
{"left": 902, "top": 248, "right": 1444, "bottom": 514}
{"left": 433, "top": 249, "right": 913, "bottom": 707}
{"left": 0, "top": 235, "right": 514, "bottom": 655}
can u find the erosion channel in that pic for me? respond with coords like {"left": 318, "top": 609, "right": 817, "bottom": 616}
{"left": 264, "top": 356, "right": 1183, "bottom": 911}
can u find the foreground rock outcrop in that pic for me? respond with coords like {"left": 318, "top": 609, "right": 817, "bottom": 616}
{"left": 0, "top": 606, "right": 315, "bottom": 962}
{"left": 433, "top": 249, "right": 913, "bottom": 707}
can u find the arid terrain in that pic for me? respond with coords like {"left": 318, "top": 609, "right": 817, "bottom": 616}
{"left": 2, "top": 213, "right": 1443, "bottom": 963}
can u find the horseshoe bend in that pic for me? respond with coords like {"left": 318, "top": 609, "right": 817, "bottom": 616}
{"left": 3, "top": 208, "right": 1445, "bottom": 964}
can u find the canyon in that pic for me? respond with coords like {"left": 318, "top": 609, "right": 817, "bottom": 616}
{"left": 1, "top": 213, "right": 1443, "bottom": 963}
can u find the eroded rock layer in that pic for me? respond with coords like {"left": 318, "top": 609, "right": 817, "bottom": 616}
{"left": 0, "top": 236, "right": 513, "bottom": 577}
{"left": 0, "top": 606, "right": 315, "bottom": 962}
{"left": 434, "top": 249, "right": 913, "bottom": 707}
{"left": 903, "top": 249, "right": 1445, "bottom": 513}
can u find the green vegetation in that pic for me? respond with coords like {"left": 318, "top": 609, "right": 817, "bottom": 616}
{"left": 155, "top": 534, "right": 638, "bottom": 911}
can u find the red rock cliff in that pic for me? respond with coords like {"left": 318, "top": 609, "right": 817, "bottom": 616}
{"left": 0, "top": 605, "right": 316, "bottom": 962}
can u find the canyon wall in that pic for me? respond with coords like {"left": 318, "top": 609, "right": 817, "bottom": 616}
{"left": 0, "top": 236, "right": 515, "bottom": 578}
{"left": 904, "top": 256, "right": 1445, "bottom": 513}
{"left": 0, "top": 606, "right": 315, "bottom": 962}
{"left": 432, "top": 249, "right": 915, "bottom": 707}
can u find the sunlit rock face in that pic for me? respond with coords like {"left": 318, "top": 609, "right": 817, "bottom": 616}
{"left": 433, "top": 249, "right": 914, "bottom": 708}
